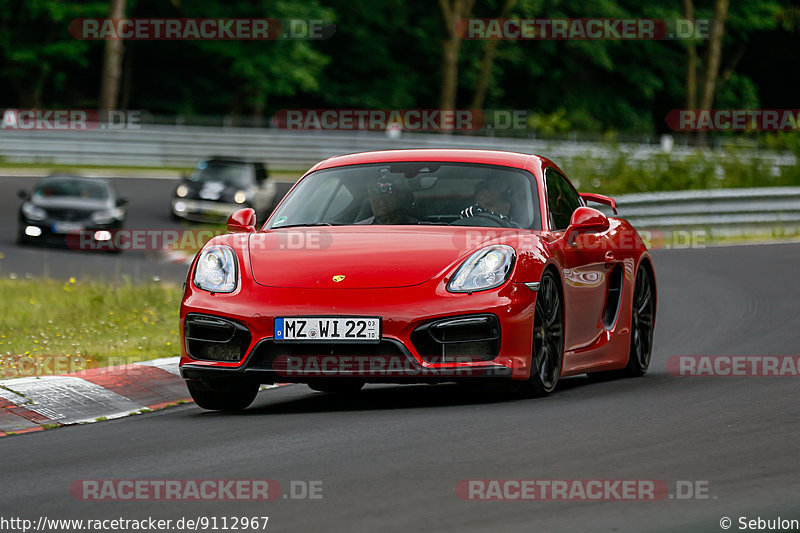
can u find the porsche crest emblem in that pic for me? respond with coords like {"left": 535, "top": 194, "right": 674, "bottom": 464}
{"left": 332, "top": 275, "right": 346, "bottom": 283}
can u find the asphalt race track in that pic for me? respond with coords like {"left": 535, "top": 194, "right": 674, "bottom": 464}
{"left": 1, "top": 242, "right": 798, "bottom": 532}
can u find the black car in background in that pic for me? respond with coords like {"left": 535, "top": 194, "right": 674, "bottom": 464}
{"left": 17, "top": 175, "right": 127, "bottom": 248}
{"left": 171, "top": 157, "right": 277, "bottom": 222}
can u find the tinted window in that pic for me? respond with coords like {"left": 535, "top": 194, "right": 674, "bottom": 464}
{"left": 189, "top": 161, "right": 254, "bottom": 188}
{"left": 545, "top": 169, "right": 582, "bottom": 230}
{"left": 267, "top": 162, "right": 540, "bottom": 229}
{"left": 34, "top": 179, "right": 109, "bottom": 200}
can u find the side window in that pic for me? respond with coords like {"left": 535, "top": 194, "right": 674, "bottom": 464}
{"left": 545, "top": 170, "right": 582, "bottom": 231}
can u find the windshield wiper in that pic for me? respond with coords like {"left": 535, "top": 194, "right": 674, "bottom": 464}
{"left": 271, "top": 222, "right": 342, "bottom": 229}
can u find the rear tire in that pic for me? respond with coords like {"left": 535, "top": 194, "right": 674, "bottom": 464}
{"left": 186, "top": 380, "right": 258, "bottom": 411}
{"left": 521, "top": 270, "right": 564, "bottom": 397}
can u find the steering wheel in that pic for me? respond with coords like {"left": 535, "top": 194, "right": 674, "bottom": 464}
{"left": 469, "top": 211, "right": 516, "bottom": 228}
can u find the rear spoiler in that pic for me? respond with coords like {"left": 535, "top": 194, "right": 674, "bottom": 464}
{"left": 579, "top": 193, "right": 617, "bottom": 215}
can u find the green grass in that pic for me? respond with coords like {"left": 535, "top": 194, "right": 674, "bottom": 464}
{"left": 558, "top": 146, "right": 800, "bottom": 195}
{"left": 0, "top": 278, "right": 183, "bottom": 379}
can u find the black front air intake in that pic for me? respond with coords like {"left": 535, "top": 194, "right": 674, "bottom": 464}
{"left": 184, "top": 314, "right": 252, "bottom": 362}
{"left": 411, "top": 314, "right": 501, "bottom": 363}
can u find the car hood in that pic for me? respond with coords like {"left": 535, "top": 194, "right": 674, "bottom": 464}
{"left": 31, "top": 197, "right": 109, "bottom": 210}
{"left": 248, "top": 226, "right": 517, "bottom": 289}
{"left": 182, "top": 179, "right": 248, "bottom": 202}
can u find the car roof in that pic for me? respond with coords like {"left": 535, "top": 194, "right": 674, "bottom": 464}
{"left": 41, "top": 175, "right": 110, "bottom": 185}
{"left": 205, "top": 157, "right": 252, "bottom": 165}
{"left": 310, "top": 149, "right": 552, "bottom": 172}
{"left": 37, "top": 175, "right": 115, "bottom": 193}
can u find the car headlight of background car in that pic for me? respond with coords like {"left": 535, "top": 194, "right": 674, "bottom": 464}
{"left": 176, "top": 184, "right": 189, "bottom": 198}
{"left": 234, "top": 190, "right": 248, "bottom": 204}
{"left": 447, "top": 245, "right": 515, "bottom": 293}
{"left": 91, "top": 207, "right": 125, "bottom": 225}
{"left": 194, "top": 245, "right": 238, "bottom": 293}
{"left": 22, "top": 202, "right": 47, "bottom": 221}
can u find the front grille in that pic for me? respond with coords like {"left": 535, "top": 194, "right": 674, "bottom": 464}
{"left": 248, "top": 339, "right": 407, "bottom": 371}
{"left": 44, "top": 208, "right": 94, "bottom": 222}
{"left": 185, "top": 314, "right": 252, "bottom": 362}
{"left": 411, "top": 314, "right": 500, "bottom": 363}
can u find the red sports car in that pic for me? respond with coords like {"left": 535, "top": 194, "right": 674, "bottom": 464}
{"left": 180, "top": 149, "right": 656, "bottom": 410}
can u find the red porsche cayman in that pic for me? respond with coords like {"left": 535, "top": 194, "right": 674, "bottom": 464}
{"left": 180, "top": 149, "right": 656, "bottom": 410}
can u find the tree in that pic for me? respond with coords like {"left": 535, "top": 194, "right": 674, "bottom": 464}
{"left": 438, "top": 0, "right": 476, "bottom": 112}
{"left": 699, "top": 0, "right": 729, "bottom": 111}
{"left": 99, "top": 0, "right": 127, "bottom": 112}
{"left": 469, "top": 0, "right": 519, "bottom": 110}
{"left": 683, "top": 0, "right": 698, "bottom": 110}
{"left": 0, "top": 0, "right": 106, "bottom": 107}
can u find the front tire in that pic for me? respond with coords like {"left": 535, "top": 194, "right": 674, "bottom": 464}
{"left": 522, "top": 271, "right": 564, "bottom": 397}
{"left": 186, "top": 380, "right": 259, "bottom": 411}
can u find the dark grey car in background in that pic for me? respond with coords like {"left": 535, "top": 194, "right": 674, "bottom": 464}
{"left": 17, "top": 175, "right": 127, "bottom": 249}
{"left": 171, "top": 157, "right": 277, "bottom": 222}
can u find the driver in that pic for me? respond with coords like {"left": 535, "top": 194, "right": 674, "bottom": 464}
{"left": 460, "top": 180, "right": 514, "bottom": 223}
{"left": 358, "top": 176, "right": 418, "bottom": 225}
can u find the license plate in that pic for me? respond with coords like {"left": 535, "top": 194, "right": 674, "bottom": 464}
{"left": 274, "top": 317, "right": 380, "bottom": 343}
{"left": 52, "top": 222, "right": 84, "bottom": 234}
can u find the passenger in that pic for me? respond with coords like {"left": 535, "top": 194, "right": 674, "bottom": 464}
{"left": 359, "top": 177, "right": 418, "bottom": 225}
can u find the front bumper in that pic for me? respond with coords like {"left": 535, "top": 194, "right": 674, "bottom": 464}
{"left": 18, "top": 217, "right": 123, "bottom": 249}
{"left": 179, "top": 278, "right": 537, "bottom": 384}
{"left": 172, "top": 198, "right": 245, "bottom": 222}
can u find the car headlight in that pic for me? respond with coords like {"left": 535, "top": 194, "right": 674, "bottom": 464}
{"left": 91, "top": 208, "right": 124, "bottom": 225}
{"left": 193, "top": 245, "right": 238, "bottom": 293}
{"left": 22, "top": 202, "right": 46, "bottom": 221}
{"left": 176, "top": 184, "right": 189, "bottom": 198}
{"left": 447, "top": 245, "right": 515, "bottom": 293}
{"left": 234, "top": 190, "right": 247, "bottom": 204}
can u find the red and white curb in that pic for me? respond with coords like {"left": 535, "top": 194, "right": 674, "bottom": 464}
{"left": 0, "top": 357, "right": 289, "bottom": 436}
{"left": 0, "top": 357, "right": 189, "bottom": 436}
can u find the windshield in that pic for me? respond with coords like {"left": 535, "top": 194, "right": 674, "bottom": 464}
{"left": 33, "top": 179, "right": 109, "bottom": 200}
{"left": 188, "top": 161, "right": 254, "bottom": 188}
{"left": 267, "top": 162, "right": 540, "bottom": 229}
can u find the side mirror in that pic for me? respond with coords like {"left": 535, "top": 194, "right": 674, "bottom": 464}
{"left": 18, "top": 190, "right": 30, "bottom": 201}
{"left": 116, "top": 197, "right": 129, "bottom": 207}
{"left": 566, "top": 206, "right": 610, "bottom": 244}
{"left": 579, "top": 192, "right": 617, "bottom": 214}
{"left": 227, "top": 208, "right": 257, "bottom": 233}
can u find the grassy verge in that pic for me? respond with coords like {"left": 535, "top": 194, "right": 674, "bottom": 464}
{"left": 0, "top": 278, "right": 183, "bottom": 379}
{"left": 558, "top": 146, "right": 800, "bottom": 195}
